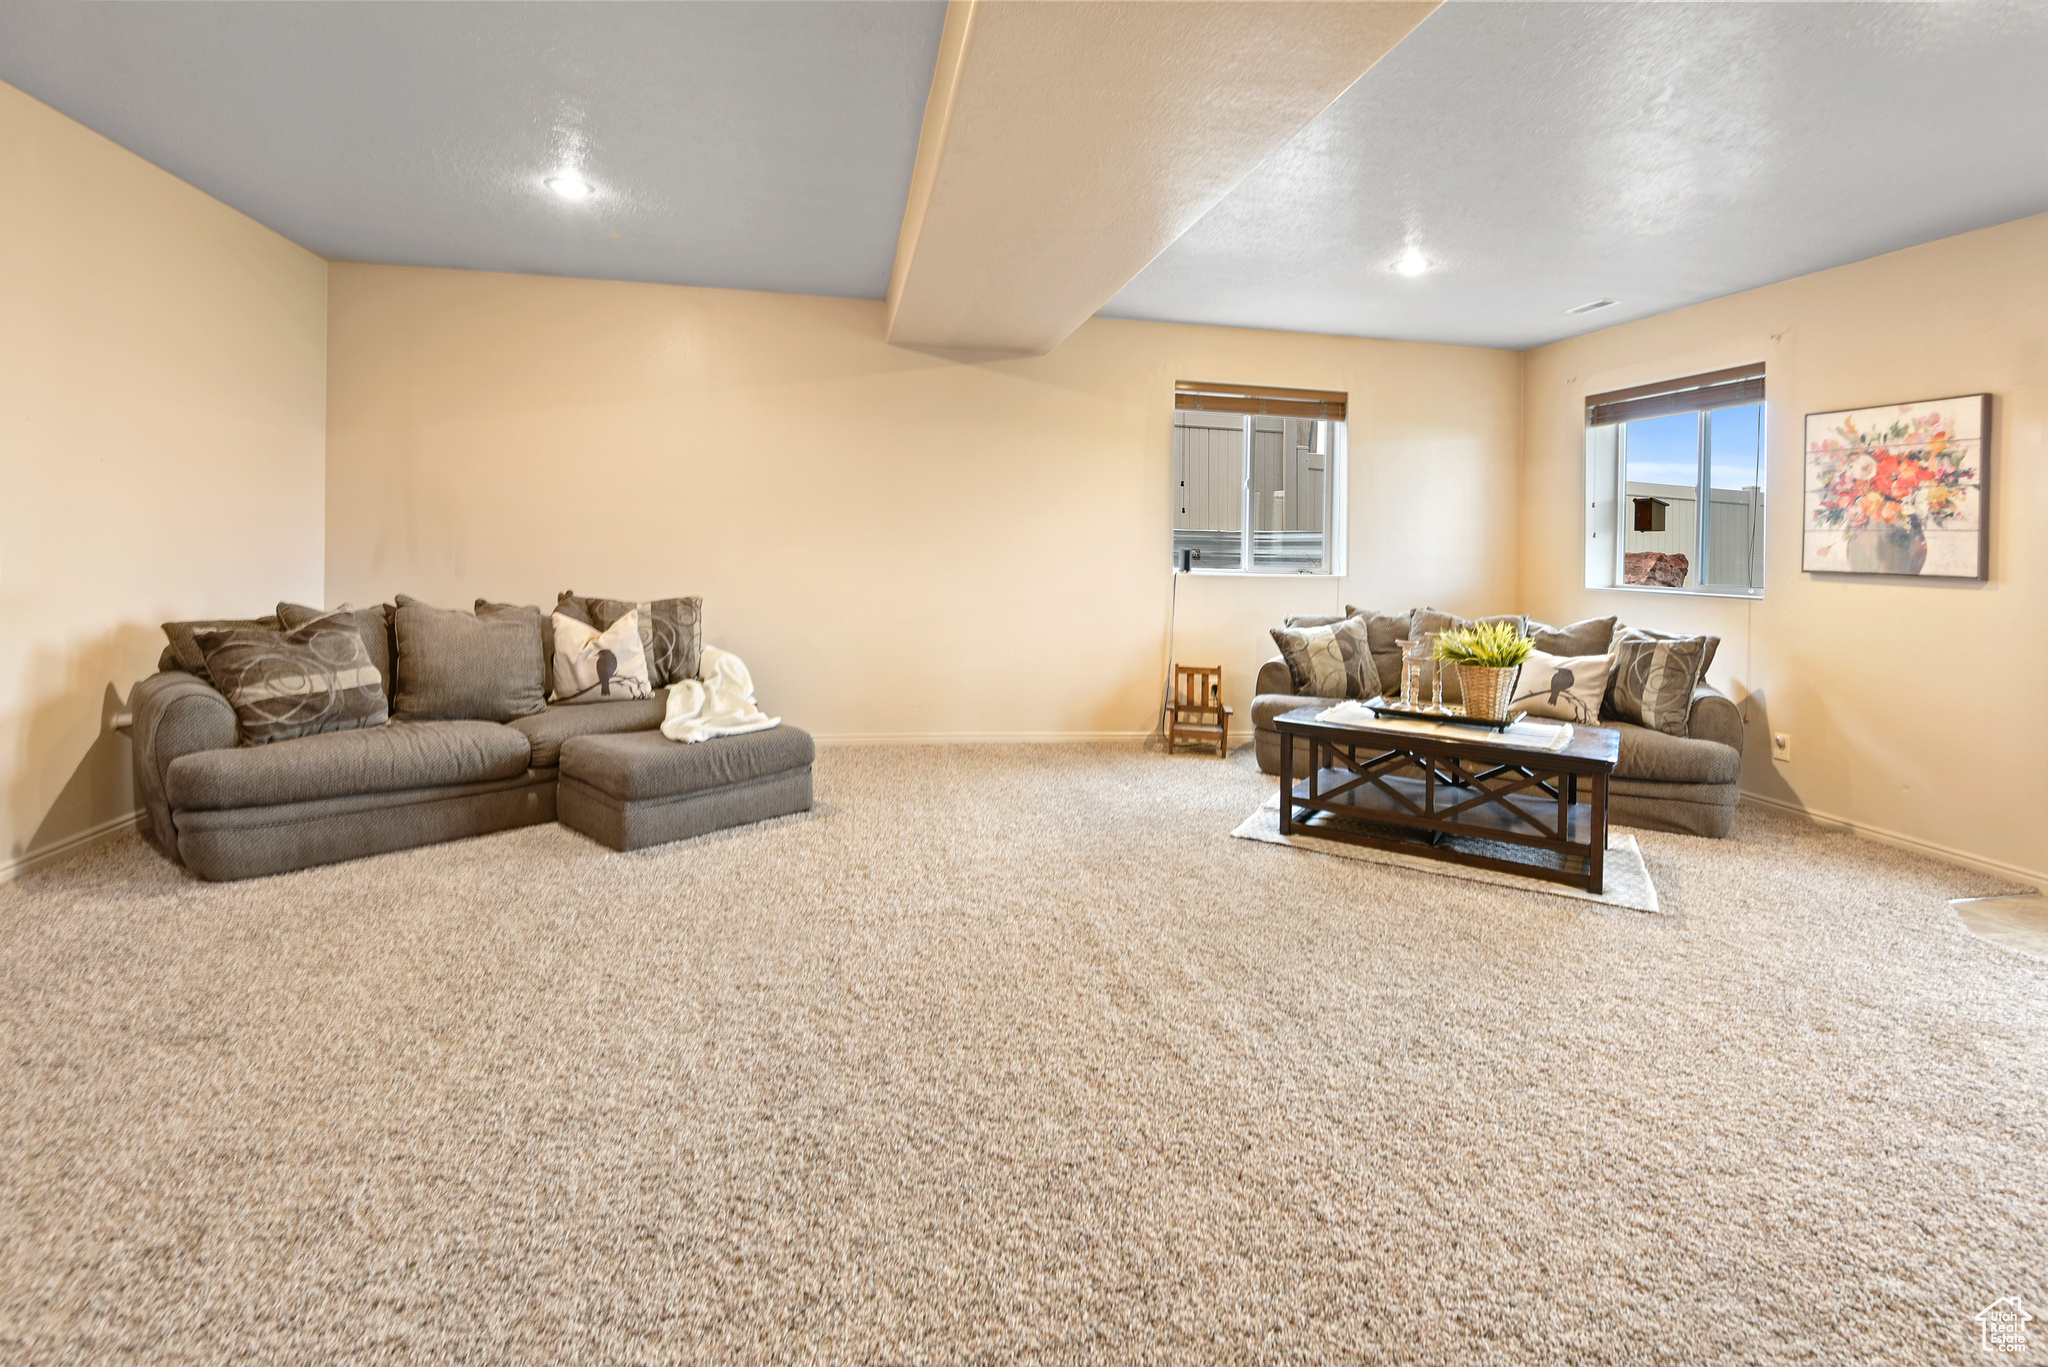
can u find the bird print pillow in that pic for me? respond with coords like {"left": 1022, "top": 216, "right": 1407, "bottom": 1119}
{"left": 1506, "top": 648, "right": 1612, "bottom": 723}
{"left": 552, "top": 609, "right": 654, "bottom": 704}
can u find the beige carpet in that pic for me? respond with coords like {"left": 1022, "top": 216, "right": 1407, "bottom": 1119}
{"left": 2, "top": 744, "right": 2043, "bottom": 1364}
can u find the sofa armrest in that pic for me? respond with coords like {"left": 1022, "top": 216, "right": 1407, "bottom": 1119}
{"left": 1256, "top": 656, "right": 1295, "bottom": 697}
{"left": 1252, "top": 692, "right": 1345, "bottom": 733}
{"left": 1686, "top": 682, "right": 1743, "bottom": 754}
{"left": 131, "top": 670, "right": 238, "bottom": 859}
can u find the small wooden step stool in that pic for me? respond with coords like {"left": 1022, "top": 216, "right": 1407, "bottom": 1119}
{"left": 1165, "top": 664, "right": 1232, "bottom": 756}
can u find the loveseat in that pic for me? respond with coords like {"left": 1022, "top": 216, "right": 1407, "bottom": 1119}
{"left": 131, "top": 593, "right": 812, "bottom": 881}
{"left": 1252, "top": 608, "right": 1744, "bottom": 838}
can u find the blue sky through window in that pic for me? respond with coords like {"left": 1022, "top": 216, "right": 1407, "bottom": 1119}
{"left": 1709, "top": 402, "right": 1763, "bottom": 491}
{"left": 1627, "top": 402, "right": 1764, "bottom": 490}
{"left": 1624, "top": 412, "right": 1698, "bottom": 487}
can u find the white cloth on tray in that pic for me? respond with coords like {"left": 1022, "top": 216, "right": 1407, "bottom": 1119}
{"left": 661, "top": 646, "right": 781, "bottom": 744}
{"left": 1313, "top": 701, "right": 1573, "bottom": 752}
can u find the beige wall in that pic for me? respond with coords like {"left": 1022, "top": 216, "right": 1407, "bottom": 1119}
{"left": 39, "top": 63, "right": 2029, "bottom": 887}
{"left": 0, "top": 82, "right": 328, "bottom": 878}
{"left": 325, "top": 263, "right": 1522, "bottom": 740}
{"left": 1522, "top": 212, "right": 2048, "bottom": 884}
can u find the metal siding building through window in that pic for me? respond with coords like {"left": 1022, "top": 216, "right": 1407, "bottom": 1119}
{"left": 1171, "top": 383, "right": 1343, "bottom": 573}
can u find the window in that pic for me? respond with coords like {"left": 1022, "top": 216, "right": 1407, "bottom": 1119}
{"left": 1172, "top": 381, "right": 1346, "bottom": 574}
{"left": 1585, "top": 364, "right": 1765, "bottom": 595}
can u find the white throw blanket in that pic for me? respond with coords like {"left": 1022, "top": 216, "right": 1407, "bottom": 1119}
{"left": 661, "top": 646, "right": 780, "bottom": 744}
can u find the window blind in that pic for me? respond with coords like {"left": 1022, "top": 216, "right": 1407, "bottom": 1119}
{"left": 1175, "top": 380, "right": 1347, "bottom": 421}
{"left": 1585, "top": 363, "right": 1764, "bottom": 427}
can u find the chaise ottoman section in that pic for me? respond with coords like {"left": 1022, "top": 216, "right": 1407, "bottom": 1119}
{"left": 556, "top": 727, "right": 815, "bottom": 852}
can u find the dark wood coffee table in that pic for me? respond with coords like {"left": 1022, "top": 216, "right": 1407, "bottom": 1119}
{"left": 1273, "top": 706, "right": 1622, "bottom": 893}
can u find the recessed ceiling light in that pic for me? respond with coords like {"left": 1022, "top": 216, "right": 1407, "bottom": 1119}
{"left": 545, "top": 174, "right": 596, "bottom": 200}
{"left": 1567, "top": 298, "right": 1617, "bottom": 314}
{"left": 1391, "top": 248, "right": 1431, "bottom": 277}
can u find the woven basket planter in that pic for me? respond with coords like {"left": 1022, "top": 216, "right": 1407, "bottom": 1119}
{"left": 1457, "top": 663, "right": 1522, "bottom": 722}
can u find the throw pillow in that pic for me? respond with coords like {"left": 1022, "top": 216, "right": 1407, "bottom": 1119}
{"left": 1607, "top": 633, "right": 1710, "bottom": 736}
{"left": 391, "top": 596, "right": 549, "bottom": 722}
{"left": 277, "top": 602, "right": 396, "bottom": 699}
{"left": 1604, "top": 626, "right": 1720, "bottom": 718}
{"left": 590, "top": 596, "right": 703, "bottom": 688}
{"left": 192, "top": 620, "right": 388, "bottom": 745}
{"left": 555, "top": 591, "right": 599, "bottom": 627}
{"left": 1270, "top": 617, "right": 1376, "bottom": 699}
{"left": 1340, "top": 606, "right": 1416, "bottom": 699}
{"left": 161, "top": 616, "right": 281, "bottom": 688}
{"left": 1527, "top": 616, "right": 1618, "bottom": 657}
{"left": 1506, "top": 649, "right": 1612, "bottom": 724}
{"left": 1417, "top": 608, "right": 1528, "bottom": 638}
{"left": 552, "top": 609, "right": 655, "bottom": 704}
{"left": 1612, "top": 625, "right": 1720, "bottom": 676}
{"left": 1281, "top": 612, "right": 1385, "bottom": 695}
{"left": 475, "top": 600, "right": 553, "bottom": 696}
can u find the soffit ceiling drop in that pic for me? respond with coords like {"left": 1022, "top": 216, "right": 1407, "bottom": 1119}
{"left": 883, "top": 0, "right": 1439, "bottom": 356}
{"left": 0, "top": 0, "right": 946, "bottom": 299}
{"left": 1104, "top": 0, "right": 2048, "bottom": 350}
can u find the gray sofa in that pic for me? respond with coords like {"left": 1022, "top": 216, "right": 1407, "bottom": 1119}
{"left": 1253, "top": 610, "right": 1745, "bottom": 839}
{"left": 131, "top": 602, "right": 812, "bottom": 881}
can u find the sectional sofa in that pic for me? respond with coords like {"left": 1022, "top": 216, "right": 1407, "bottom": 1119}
{"left": 131, "top": 594, "right": 812, "bottom": 881}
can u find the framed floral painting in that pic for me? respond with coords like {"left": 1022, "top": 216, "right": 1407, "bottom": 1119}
{"left": 1803, "top": 394, "right": 1989, "bottom": 578}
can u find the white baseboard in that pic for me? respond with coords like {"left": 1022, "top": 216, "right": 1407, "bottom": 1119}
{"left": 1740, "top": 790, "right": 2042, "bottom": 892}
{"left": 2, "top": 810, "right": 144, "bottom": 885}
{"left": 812, "top": 731, "right": 1155, "bottom": 747}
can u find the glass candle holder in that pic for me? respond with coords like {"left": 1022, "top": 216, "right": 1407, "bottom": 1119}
{"left": 1397, "top": 638, "right": 1430, "bottom": 708}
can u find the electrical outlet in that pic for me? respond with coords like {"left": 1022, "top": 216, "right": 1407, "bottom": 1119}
{"left": 1772, "top": 732, "right": 1793, "bottom": 764}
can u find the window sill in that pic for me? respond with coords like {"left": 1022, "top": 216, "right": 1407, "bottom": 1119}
{"left": 1594, "top": 584, "right": 1765, "bottom": 601}
{"left": 1181, "top": 570, "right": 1338, "bottom": 578}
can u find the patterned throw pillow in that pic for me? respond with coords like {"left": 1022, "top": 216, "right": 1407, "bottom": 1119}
{"left": 1270, "top": 617, "right": 1377, "bottom": 698}
{"left": 192, "top": 620, "right": 388, "bottom": 745}
{"left": 1614, "top": 625, "right": 1719, "bottom": 675}
{"left": 1607, "top": 634, "right": 1709, "bottom": 736}
{"left": 1340, "top": 606, "right": 1417, "bottom": 700}
{"left": 161, "top": 616, "right": 281, "bottom": 688}
{"left": 552, "top": 610, "right": 655, "bottom": 704}
{"left": 590, "top": 596, "right": 703, "bottom": 688}
{"left": 1507, "top": 648, "right": 1612, "bottom": 723}
{"left": 278, "top": 602, "right": 396, "bottom": 699}
{"left": 1604, "top": 627, "right": 1720, "bottom": 720}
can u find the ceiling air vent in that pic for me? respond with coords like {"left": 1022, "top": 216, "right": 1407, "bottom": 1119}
{"left": 1566, "top": 298, "right": 1617, "bottom": 315}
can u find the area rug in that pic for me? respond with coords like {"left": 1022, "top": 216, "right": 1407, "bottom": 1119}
{"left": 1233, "top": 792, "right": 1662, "bottom": 913}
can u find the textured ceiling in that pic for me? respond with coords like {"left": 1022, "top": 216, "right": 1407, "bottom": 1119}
{"left": 1104, "top": 0, "right": 2048, "bottom": 349}
{"left": 0, "top": 0, "right": 945, "bottom": 299}
{"left": 3, "top": 1, "right": 2046, "bottom": 349}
